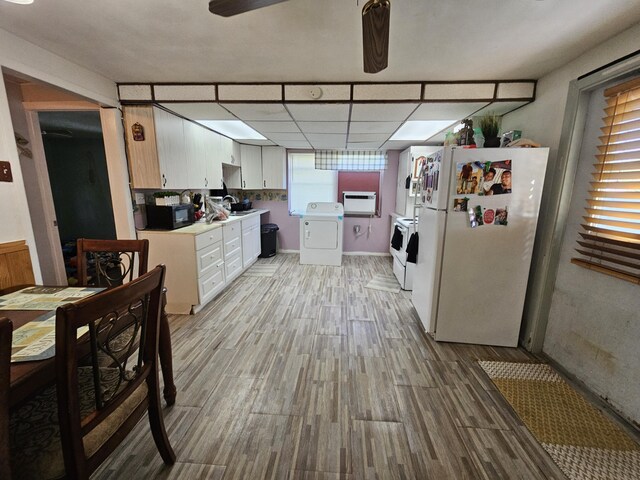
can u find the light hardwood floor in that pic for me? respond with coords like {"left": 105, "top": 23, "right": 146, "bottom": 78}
{"left": 93, "top": 254, "right": 568, "bottom": 479}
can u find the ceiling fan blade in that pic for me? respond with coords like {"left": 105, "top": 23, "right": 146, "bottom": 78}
{"left": 362, "top": 0, "right": 390, "bottom": 74}
{"left": 209, "top": 0, "right": 288, "bottom": 17}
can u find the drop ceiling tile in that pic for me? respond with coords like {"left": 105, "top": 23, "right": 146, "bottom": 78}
{"left": 346, "top": 142, "right": 383, "bottom": 150}
{"left": 265, "top": 132, "right": 307, "bottom": 142}
{"left": 278, "top": 141, "right": 312, "bottom": 149}
{"left": 352, "top": 83, "right": 421, "bottom": 101}
{"left": 423, "top": 83, "right": 495, "bottom": 100}
{"left": 245, "top": 121, "right": 300, "bottom": 133}
{"left": 496, "top": 82, "right": 535, "bottom": 99}
{"left": 348, "top": 133, "right": 390, "bottom": 143}
{"left": 306, "top": 134, "right": 347, "bottom": 143}
{"left": 154, "top": 85, "right": 216, "bottom": 101}
{"left": 349, "top": 121, "right": 402, "bottom": 134}
{"left": 163, "top": 102, "right": 237, "bottom": 120}
{"left": 285, "top": 85, "right": 350, "bottom": 101}
{"left": 297, "top": 121, "right": 348, "bottom": 134}
{"left": 473, "top": 101, "right": 529, "bottom": 116}
{"left": 382, "top": 140, "right": 422, "bottom": 150}
{"left": 218, "top": 84, "right": 281, "bottom": 101}
{"left": 118, "top": 84, "right": 152, "bottom": 101}
{"left": 350, "top": 103, "right": 419, "bottom": 122}
{"left": 220, "top": 103, "right": 292, "bottom": 121}
{"left": 408, "top": 102, "right": 489, "bottom": 121}
{"left": 286, "top": 103, "right": 350, "bottom": 121}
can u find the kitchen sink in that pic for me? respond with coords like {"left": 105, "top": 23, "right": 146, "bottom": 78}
{"left": 229, "top": 209, "right": 257, "bottom": 216}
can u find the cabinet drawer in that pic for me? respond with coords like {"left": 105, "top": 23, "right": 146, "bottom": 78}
{"left": 241, "top": 215, "right": 260, "bottom": 232}
{"left": 223, "top": 222, "right": 241, "bottom": 241}
{"left": 198, "top": 263, "right": 225, "bottom": 302}
{"left": 195, "top": 227, "right": 223, "bottom": 251}
{"left": 197, "top": 241, "right": 223, "bottom": 278}
{"left": 224, "top": 235, "right": 242, "bottom": 258}
{"left": 225, "top": 251, "right": 243, "bottom": 281}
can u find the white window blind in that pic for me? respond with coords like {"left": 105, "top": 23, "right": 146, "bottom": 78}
{"left": 572, "top": 77, "right": 640, "bottom": 284}
{"left": 288, "top": 153, "right": 338, "bottom": 215}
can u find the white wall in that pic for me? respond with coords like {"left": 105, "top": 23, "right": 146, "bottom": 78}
{"left": 502, "top": 23, "right": 640, "bottom": 424}
{"left": 0, "top": 28, "right": 119, "bottom": 281}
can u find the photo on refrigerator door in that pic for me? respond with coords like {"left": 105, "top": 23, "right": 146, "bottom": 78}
{"left": 456, "top": 162, "right": 482, "bottom": 194}
{"left": 478, "top": 160, "right": 513, "bottom": 196}
{"left": 494, "top": 208, "right": 509, "bottom": 226}
{"left": 453, "top": 198, "right": 468, "bottom": 212}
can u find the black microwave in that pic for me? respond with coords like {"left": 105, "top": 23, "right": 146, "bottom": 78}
{"left": 145, "top": 204, "right": 195, "bottom": 230}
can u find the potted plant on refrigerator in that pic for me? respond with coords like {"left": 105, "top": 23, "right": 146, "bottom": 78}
{"left": 479, "top": 113, "right": 501, "bottom": 148}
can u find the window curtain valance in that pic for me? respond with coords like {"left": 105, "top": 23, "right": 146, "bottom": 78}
{"left": 315, "top": 150, "right": 388, "bottom": 170}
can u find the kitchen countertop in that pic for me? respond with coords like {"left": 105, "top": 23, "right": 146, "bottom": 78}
{"left": 139, "top": 209, "right": 269, "bottom": 235}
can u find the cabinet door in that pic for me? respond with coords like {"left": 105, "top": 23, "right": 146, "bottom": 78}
{"left": 261, "top": 146, "right": 286, "bottom": 189}
{"left": 232, "top": 141, "right": 242, "bottom": 166}
{"left": 219, "top": 135, "right": 233, "bottom": 165}
{"left": 123, "top": 106, "right": 162, "bottom": 188}
{"left": 184, "top": 121, "right": 206, "bottom": 189}
{"left": 240, "top": 145, "right": 263, "bottom": 189}
{"left": 205, "top": 131, "right": 223, "bottom": 190}
{"left": 154, "top": 107, "right": 188, "bottom": 189}
{"left": 252, "top": 225, "right": 261, "bottom": 259}
{"left": 242, "top": 228, "right": 252, "bottom": 267}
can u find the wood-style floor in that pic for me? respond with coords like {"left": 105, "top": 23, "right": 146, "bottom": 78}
{"left": 93, "top": 254, "right": 567, "bottom": 479}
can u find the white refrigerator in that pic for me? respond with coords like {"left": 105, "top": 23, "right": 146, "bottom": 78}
{"left": 411, "top": 146, "right": 549, "bottom": 347}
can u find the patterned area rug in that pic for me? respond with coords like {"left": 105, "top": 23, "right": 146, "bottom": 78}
{"left": 479, "top": 361, "right": 640, "bottom": 480}
{"left": 365, "top": 274, "right": 401, "bottom": 293}
{"left": 242, "top": 264, "right": 279, "bottom": 277}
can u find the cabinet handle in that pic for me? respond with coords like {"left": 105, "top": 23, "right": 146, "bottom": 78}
{"left": 243, "top": 180, "right": 246, "bottom": 188}
{"left": 205, "top": 177, "right": 208, "bottom": 187}
{"left": 220, "top": 179, "right": 223, "bottom": 187}
{"left": 263, "top": 180, "right": 266, "bottom": 188}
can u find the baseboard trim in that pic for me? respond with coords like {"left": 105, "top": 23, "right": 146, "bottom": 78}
{"left": 277, "top": 249, "right": 391, "bottom": 257}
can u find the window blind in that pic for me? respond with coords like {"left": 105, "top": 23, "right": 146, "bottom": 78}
{"left": 572, "top": 77, "right": 640, "bottom": 284}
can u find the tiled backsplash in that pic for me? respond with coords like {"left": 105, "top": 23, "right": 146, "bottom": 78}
{"left": 229, "top": 189, "right": 287, "bottom": 202}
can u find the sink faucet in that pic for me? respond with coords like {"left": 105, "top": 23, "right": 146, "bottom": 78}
{"left": 223, "top": 194, "right": 238, "bottom": 204}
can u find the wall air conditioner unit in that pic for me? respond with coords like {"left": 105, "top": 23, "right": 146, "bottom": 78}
{"left": 343, "top": 191, "right": 377, "bottom": 215}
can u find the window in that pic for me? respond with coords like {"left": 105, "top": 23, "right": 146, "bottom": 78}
{"left": 572, "top": 77, "right": 640, "bottom": 284}
{"left": 288, "top": 153, "right": 337, "bottom": 215}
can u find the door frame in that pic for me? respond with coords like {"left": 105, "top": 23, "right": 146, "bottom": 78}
{"left": 22, "top": 101, "right": 135, "bottom": 284}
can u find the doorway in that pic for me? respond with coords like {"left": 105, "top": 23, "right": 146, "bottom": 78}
{"left": 38, "top": 111, "right": 117, "bottom": 284}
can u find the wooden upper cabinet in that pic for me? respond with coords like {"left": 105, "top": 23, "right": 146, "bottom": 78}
{"left": 261, "top": 146, "right": 286, "bottom": 189}
{"left": 123, "top": 106, "right": 162, "bottom": 189}
{"left": 0, "top": 240, "right": 35, "bottom": 291}
{"left": 240, "top": 145, "right": 263, "bottom": 189}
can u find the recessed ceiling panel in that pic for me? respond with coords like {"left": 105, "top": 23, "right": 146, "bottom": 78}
{"left": 286, "top": 103, "right": 350, "bottom": 122}
{"left": 349, "top": 121, "right": 401, "bottom": 134}
{"left": 297, "top": 121, "right": 348, "bottom": 134}
{"left": 220, "top": 103, "right": 292, "bottom": 121}
{"left": 245, "top": 121, "right": 300, "bottom": 133}
{"left": 162, "top": 102, "right": 236, "bottom": 120}
{"left": 351, "top": 103, "right": 419, "bottom": 122}
{"left": 408, "top": 102, "right": 489, "bottom": 121}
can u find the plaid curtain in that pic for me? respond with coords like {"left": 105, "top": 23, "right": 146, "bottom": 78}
{"left": 315, "top": 150, "right": 388, "bottom": 170}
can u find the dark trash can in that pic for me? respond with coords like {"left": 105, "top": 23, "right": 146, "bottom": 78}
{"left": 259, "top": 223, "right": 279, "bottom": 258}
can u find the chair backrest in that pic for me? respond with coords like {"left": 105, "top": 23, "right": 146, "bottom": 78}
{"left": 0, "top": 317, "right": 13, "bottom": 480}
{"left": 76, "top": 238, "right": 149, "bottom": 288}
{"left": 55, "top": 265, "right": 165, "bottom": 478}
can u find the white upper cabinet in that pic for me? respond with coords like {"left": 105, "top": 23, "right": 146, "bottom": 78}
{"left": 240, "top": 145, "right": 263, "bottom": 189}
{"left": 184, "top": 120, "right": 206, "bottom": 189}
{"left": 261, "top": 146, "right": 286, "bottom": 189}
{"left": 232, "top": 141, "right": 242, "bottom": 167}
{"left": 154, "top": 107, "right": 188, "bottom": 189}
{"left": 219, "top": 136, "right": 235, "bottom": 166}
{"left": 206, "top": 131, "right": 224, "bottom": 190}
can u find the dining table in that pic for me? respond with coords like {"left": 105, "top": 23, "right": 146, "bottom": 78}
{"left": 5, "top": 288, "right": 176, "bottom": 409}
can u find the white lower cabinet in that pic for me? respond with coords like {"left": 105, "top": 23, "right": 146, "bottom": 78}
{"left": 139, "top": 210, "right": 267, "bottom": 314}
{"left": 241, "top": 215, "right": 261, "bottom": 268}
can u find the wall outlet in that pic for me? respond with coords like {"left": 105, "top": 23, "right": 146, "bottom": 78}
{"left": 134, "top": 192, "right": 146, "bottom": 205}
{"left": 0, "top": 161, "right": 13, "bottom": 182}
{"left": 354, "top": 225, "right": 361, "bottom": 234}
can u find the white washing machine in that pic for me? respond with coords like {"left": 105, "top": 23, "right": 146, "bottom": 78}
{"left": 299, "top": 202, "right": 344, "bottom": 266}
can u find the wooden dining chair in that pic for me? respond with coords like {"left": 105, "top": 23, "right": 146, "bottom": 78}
{"left": 0, "top": 317, "right": 13, "bottom": 480}
{"left": 76, "top": 238, "right": 176, "bottom": 405}
{"left": 8, "top": 265, "right": 175, "bottom": 480}
{"left": 76, "top": 238, "right": 149, "bottom": 288}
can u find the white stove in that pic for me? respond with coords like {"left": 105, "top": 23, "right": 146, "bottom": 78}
{"left": 391, "top": 216, "right": 418, "bottom": 290}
